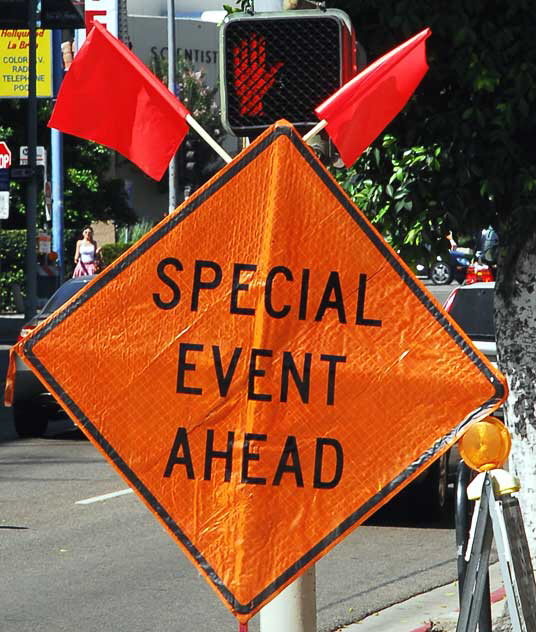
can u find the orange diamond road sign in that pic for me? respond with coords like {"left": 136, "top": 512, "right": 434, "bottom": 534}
{"left": 10, "top": 121, "right": 506, "bottom": 621}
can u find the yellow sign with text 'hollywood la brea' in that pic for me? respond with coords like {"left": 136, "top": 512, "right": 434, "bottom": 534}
{"left": 0, "top": 29, "right": 52, "bottom": 98}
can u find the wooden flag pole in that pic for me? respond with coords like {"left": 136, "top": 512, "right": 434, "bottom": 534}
{"left": 302, "top": 120, "right": 328, "bottom": 143}
{"left": 186, "top": 114, "right": 233, "bottom": 164}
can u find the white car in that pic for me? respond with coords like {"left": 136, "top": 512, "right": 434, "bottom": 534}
{"left": 444, "top": 281, "right": 497, "bottom": 368}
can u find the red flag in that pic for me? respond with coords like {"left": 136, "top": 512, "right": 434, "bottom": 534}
{"left": 4, "top": 344, "right": 19, "bottom": 407}
{"left": 48, "top": 21, "right": 190, "bottom": 180}
{"left": 315, "top": 28, "right": 431, "bottom": 167}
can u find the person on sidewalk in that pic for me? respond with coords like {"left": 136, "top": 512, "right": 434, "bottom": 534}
{"left": 73, "top": 226, "right": 101, "bottom": 277}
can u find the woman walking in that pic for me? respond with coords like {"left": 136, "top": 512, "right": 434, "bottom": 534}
{"left": 73, "top": 226, "right": 101, "bottom": 276}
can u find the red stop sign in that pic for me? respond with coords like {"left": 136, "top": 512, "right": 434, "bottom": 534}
{"left": 0, "top": 141, "right": 12, "bottom": 169}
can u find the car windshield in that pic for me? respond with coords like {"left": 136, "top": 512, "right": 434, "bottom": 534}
{"left": 448, "top": 286, "right": 495, "bottom": 341}
{"left": 40, "top": 279, "right": 92, "bottom": 315}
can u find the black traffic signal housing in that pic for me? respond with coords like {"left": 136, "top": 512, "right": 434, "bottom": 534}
{"left": 178, "top": 128, "right": 226, "bottom": 195}
{"left": 220, "top": 9, "right": 358, "bottom": 138}
{"left": 184, "top": 136, "right": 199, "bottom": 186}
{"left": 0, "top": 0, "right": 85, "bottom": 28}
{"left": 41, "top": 0, "right": 85, "bottom": 29}
{"left": 178, "top": 135, "right": 205, "bottom": 195}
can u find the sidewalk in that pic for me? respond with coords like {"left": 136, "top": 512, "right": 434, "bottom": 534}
{"left": 340, "top": 562, "right": 506, "bottom": 632}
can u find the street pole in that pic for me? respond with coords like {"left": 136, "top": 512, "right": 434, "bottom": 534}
{"left": 167, "top": 0, "right": 177, "bottom": 214}
{"left": 260, "top": 567, "right": 317, "bottom": 632}
{"left": 51, "top": 29, "right": 65, "bottom": 283}
{"left": 257, "top": 0, "right": 316, "bottom": 625}
{"left": 25, "top": 0, "right": 38, "bottom": 318}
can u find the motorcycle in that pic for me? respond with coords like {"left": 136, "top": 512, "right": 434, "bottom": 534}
{"left": 464, "top": 253, "right": 496, "bottom": 284}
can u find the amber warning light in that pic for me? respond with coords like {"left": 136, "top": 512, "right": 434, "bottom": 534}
{"left": 458, "top": 416, "right": 511, "bottom": 472}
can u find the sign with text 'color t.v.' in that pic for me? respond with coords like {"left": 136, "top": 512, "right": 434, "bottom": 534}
{"left": 13, "top": 121, "right": 507, "bottom": 622}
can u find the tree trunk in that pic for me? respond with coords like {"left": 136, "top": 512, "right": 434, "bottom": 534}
{"left": 496, "top": 235, "right": 536, "bottom": 550}
{"left": 494, "top": 234, "right": 536, "bottom": 631}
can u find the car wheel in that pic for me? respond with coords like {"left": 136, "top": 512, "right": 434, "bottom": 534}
{"left": 430, "top": 261, "right": 453, "bottom": 285}
{"left": 12, "top": 402, "right": 49, "bottom": 438}
{"left": 410, "top": 453, "right": 449, "bottom": 522}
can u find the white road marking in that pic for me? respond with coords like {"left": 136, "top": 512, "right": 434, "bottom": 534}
{"left": 76, "top": 488, "right": 133, "bottom": 505}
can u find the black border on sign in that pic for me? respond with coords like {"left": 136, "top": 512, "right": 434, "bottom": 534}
{"left": 22, "top": 123, "right": 505, "bottom": 615}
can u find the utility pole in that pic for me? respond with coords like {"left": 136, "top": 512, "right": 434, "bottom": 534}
{"left": 25, "top": 0, "right": 38, "bottom": 318}
{"left": 51, "top": 29, "right": 65, "bottom": 283}
{"left": 167, "top": 0, "right": 177, "bottom": 214}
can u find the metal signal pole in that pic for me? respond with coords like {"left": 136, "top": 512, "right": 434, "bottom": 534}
{"left": 254, "top": 8, "right": 317, "bottom": 631}
{"left": 25, "top": 0, "right": 38, "bottom": 318}
{"left": 167, "top": 0, "right": 177, "bottom": 214}
{"left": 51, "top": 29, "right": 65, "bottom": 283}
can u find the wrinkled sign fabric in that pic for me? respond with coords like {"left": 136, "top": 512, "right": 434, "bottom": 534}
{"left": 8, "top": 121, "right": 507, "bottom": 621}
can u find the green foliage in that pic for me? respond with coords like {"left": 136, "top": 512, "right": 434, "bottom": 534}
{"left": 150, "top": 56, "right": 224, "bottom": 186}
{"left": 100, "top": 220, "right": 156, "bottom": 268}
{"left": 326, "top": 0, "right": 536, "bottom": 268}
{"left": 0, "top": 100, "right": 53, "bottom": 229}
{"left": 0, "top": 268, "right": 25, "bottom": 313}
{"left": 117, "top": 219, "right": 155, "bottom": 244}
{"left": 63, "top": 229, "right": 79, "bottom": 278}
{"left": 150, "top": 57, "right": 220, "bottom": 133}
{"left": 333, "top": 135, "right": 447, "bottom": 252}
{"left": 0, "top": 229, "right": 78, "bottom": 311}
{"left": 224, "top": 0, "right": 253, "bottom": 14}
{"left": 62, "top": 137, "right": 137, "bottom": 228}
{"left": 100, "top": 242, "right": 133, "bottom": 267}
{"left": 0, "top": 229, "right": 26, "bottom": 270}
{"left": 0, "top": 230, "right": 26, "bottom": 312}
{"left": 0, "top": 100, "right": 136, "bottom": 230}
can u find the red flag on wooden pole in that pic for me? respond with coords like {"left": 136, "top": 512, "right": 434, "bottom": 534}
{"left": 48, "top": 21, "right": 190, "bottom": 180}
{"left": 313, "top": 28, "right": 431, "bottom": 166}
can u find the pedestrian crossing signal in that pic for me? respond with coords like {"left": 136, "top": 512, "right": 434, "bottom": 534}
{"left": 220, "top": 9, "right": 358, "bottom": 137}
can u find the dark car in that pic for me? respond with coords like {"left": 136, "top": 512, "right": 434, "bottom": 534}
{"left": 429, "top": 249, "right": 472, "bottom": 285}
{"left": 408, "top": 281, "right": 497, "bottom": 520}
{"left": 11, "top": 276, "right": 95, "bottom": 438}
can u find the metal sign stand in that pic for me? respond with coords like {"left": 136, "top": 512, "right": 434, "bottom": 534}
{"left": 457, "top": 470, "right": 536, "bottom": 632}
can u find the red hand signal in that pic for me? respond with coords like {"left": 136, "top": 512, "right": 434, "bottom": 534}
{"left": 233, "top": 33, "right": 284, "bottom": 117}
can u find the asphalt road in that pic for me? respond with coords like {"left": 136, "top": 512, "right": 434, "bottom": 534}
{"left": 0, "top": 280, "right": 462, "bottom": 632}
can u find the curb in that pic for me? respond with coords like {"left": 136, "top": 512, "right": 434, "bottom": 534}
{"left": 409, "top": 584, "right": 506, "bottom": 632}
{"left": 339, "top": 563, "right": 505, "bottom": 632}
{"left": 406, "top": 578, "right": 507, "bottom": 632}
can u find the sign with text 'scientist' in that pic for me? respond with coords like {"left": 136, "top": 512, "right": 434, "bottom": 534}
{"left": 11, "top": 121, "right": 507, "bottom": 622}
